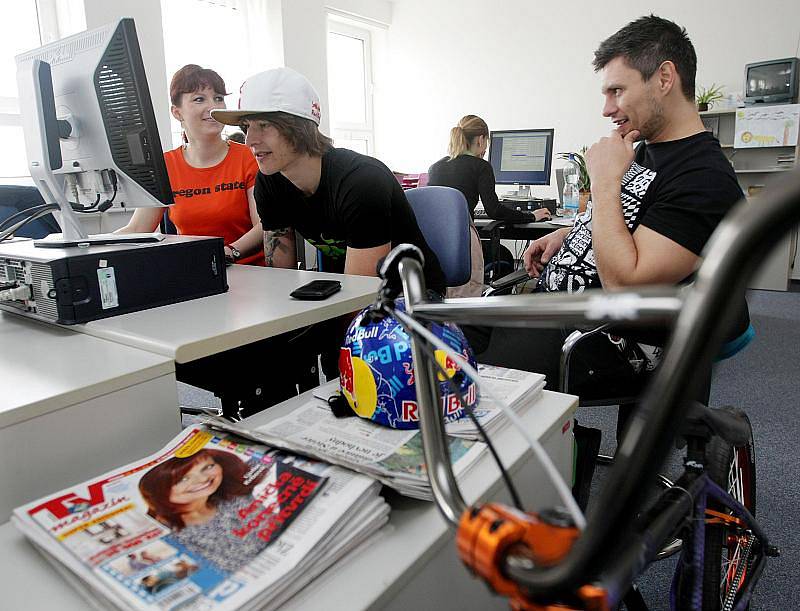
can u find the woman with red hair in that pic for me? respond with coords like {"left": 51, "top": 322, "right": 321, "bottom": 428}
{"left": 117, "top": 65, "right": 263, "bottom": 266}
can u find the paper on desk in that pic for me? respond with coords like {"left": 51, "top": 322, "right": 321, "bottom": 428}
{"left": 548, "top": 217, "right": 576, "bottom": 226}
{"left": 213, "top": 365, "right": 546, "bottom": 498}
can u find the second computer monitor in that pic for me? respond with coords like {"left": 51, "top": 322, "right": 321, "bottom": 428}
{"left": 488, "top": 128, "right": 554, "bottom": 187}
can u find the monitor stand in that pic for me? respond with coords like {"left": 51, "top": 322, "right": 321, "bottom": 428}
{"left": 31, "top": 195, "right": 165, "bottom": 248}
{"left": 35, "top": 232, "right": 165, "bottom": 248}
{"left": 507, "top": 185, "right": 532, "bottom": 198}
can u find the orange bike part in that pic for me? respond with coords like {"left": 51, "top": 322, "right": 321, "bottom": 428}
{"left": 456, "top": 503, "right": 610, "bottom": 611}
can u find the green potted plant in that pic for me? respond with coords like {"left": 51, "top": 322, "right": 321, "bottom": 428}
{"left": 696, "top": 84, "right": 724, "bottom": 112}
{"left": 556, "top": 148, "right": 591, "bottom": 212}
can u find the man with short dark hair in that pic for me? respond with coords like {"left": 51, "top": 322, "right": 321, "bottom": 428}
{"left": 484, "top": 15, "right": 743, "bottom": 390}
{"left": 526, "top": 15, "right": 741, "bottom": 294}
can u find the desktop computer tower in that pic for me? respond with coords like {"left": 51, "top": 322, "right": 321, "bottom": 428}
{"left": 0, "top": 235, "right": 228, "bottom": 324}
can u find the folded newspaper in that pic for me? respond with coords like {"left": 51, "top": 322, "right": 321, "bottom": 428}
{"left": 208, "top": 365, "right": 545, "bottom": 501}
{"left": 12, "top": 426, "right": 389, "bottom": 611}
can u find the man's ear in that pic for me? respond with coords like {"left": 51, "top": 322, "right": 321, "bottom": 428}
{"left": 655, "top": 60, "right": 678, "bottom": 96}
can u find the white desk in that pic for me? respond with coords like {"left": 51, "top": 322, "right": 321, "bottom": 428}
{"left": 0, "top": 386, "right": 577, "bottom": 610}
{"left": 71, "top": 265, "right": 381, "bottom": 363}
{"left": 0, "top": 312, "right": 181, "bottom": 522}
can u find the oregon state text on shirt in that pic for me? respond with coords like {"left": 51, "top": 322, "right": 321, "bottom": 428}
{"left": 173, "top": 181, "right": 248, "bottom": 199}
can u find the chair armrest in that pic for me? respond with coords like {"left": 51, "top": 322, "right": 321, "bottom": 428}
{"left": 559, "top": 324, "right": 612, "bottom": 393}
{"left": 483, "top": 268, "right": 532, "bottom": 296}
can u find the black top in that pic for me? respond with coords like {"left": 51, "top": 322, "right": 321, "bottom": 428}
{"left": 255, "top": 148, "right": 446, "bottom": 295}
{"left": 428, "top": 154, "right": 530, "bottom": 222}
{"left": 539, "top": 131, "right": 743, "bottom": 293}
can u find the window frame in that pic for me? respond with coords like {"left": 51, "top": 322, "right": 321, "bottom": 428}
{"left": 327, "top": 17, "right": 375, "bottom": 155}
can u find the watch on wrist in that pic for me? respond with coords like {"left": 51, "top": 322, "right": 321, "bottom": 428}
{"left": 227, "top": 245, "right": 241, "bottom": 261}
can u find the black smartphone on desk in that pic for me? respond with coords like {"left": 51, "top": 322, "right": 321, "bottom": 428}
{"left": 290, "top": 279, "right": 342, "bottom": 300}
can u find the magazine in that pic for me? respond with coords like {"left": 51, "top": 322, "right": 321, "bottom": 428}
{"left": 12, "top": 426, "right": 388, "bottom": 610}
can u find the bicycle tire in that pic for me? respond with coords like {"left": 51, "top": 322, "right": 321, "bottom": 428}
{"left": 696, "top": 407, "right": 757, "bottom": 610}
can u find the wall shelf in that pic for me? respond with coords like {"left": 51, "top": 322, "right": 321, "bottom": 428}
{"left": 712, "top": 105, "right": 799, "bottom": 289}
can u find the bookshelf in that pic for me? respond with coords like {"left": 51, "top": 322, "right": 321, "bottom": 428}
{"left": 701, "top": 108, "right": 799, "bottom": 290}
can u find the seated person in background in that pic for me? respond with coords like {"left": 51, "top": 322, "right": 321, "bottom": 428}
{"left": 428, "top": 115, "right": 551, "bottom": 297}
{"left": 117, "top": 64, "right": 264, "bottom": 266}
{"left": 479, "top": 15, "right": 743, "bottom": 394}
{"left": 210, "top": 67, "right": 445, "bottom": 389}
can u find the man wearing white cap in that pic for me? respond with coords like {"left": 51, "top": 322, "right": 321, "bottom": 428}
{"left": 212, "top": 67, "right": 445, "bottom": 294}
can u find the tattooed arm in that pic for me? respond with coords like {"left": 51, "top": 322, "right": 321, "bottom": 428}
{"left": 263, "top": 227, "right": 297, "bottom": 268}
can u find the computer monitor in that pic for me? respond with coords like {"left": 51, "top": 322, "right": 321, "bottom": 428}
{"left": 488, "top": 128, "right": 554, "bottom": 197}
{"left": 15, "top": 18, "right": 173, "bottom": 247}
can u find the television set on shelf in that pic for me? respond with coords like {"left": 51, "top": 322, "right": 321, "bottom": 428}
{"left": 15, "top": 18, "right": 173, "bottom": 247}
{"left": 744, "top": 57, "right": 799, "bottom": 105}
{"left": 488, "top": 128, "right": 554, "bottom": 196}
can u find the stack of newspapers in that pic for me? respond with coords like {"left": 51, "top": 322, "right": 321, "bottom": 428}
{"left": 445, "top": 365, "right": 546, "bottom": 440}
{"left": 210, "top": 365, "right": 545, "bottom": 500}
{"left": 12, "top": 426, "right": 389, "bottom": 611}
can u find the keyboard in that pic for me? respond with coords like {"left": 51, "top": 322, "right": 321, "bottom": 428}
{"left": 474, "top": 206, "right": 489, "bottom": 219}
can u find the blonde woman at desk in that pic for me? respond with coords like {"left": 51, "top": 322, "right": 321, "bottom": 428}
{"left": 116, "top": 65, "right": 264, "bottom": 266}
{"left": 428, "top": 115, "right": 550, "bottom": 297}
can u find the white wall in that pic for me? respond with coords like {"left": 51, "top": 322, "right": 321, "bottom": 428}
{"left": 379, "top": 0, "right": 800, "bottom": 196}
{"left": 81, "top": 0, "right": 172, "bottom": 153}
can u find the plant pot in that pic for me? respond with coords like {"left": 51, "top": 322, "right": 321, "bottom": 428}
{"left": 579, "top": 190, "right": 590, "bottom": 214}
{"left": 697, "top": 102, "right": 709, "bottom": 112}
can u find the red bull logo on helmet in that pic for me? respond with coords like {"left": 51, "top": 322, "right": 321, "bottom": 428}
{"left": 399, "top": 382, "right": 477, "bottom": 423}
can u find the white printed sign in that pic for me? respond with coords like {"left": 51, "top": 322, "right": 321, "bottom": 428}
{"left": 734, "top": 104, "right": 800, "bottom": 148}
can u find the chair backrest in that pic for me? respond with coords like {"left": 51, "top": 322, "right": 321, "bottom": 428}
{"left": 404, "top": 186, "right": 471, "bottom": 287}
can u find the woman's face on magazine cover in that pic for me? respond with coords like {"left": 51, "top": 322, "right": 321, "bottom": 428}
{"left": 169, "top": 456, "right": 223, "bottom": 505}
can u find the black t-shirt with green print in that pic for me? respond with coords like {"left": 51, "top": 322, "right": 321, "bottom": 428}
{"left": 254, "top": 147, "right": 445, "bottom": 295}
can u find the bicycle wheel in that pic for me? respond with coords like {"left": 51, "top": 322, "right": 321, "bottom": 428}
{"left": 702, "top": 406, "right": 757, "bottom": 610}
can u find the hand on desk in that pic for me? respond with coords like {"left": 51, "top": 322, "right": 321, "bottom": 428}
{"left": 530, "top": 208, "right": 552, "bottom": 222}
{"left": 523, "top": 228, "right": 569, "bottom": 278}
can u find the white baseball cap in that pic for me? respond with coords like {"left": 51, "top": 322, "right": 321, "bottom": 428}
{"left": 211, "top": 67, "right": 322, "bottom": 126}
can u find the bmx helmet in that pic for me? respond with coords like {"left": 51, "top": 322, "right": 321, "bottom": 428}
{"left": 338, "top": 298, "right": 478, "bottom": 430}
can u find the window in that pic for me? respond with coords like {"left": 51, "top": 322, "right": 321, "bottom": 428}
{"left": 0, "top": 2, "right": 43, "bottom": 182}
{"left": 0, "top": 0, "right": 84, "bottom": 183}
{"left": 327, "top": 19, "right": 374, "bottom": 155}
{"left": 160, "top": 0, "right": 273, "bottom": 148}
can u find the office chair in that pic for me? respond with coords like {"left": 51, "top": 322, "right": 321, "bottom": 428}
{"left": 404, "top": 186, "right": 472, "bottom": 287}
{"left": 561, "top": 301, "right": 754, "bottom": 508}
{"left": 0, "top": 185, "right": 60, "bottom": 238}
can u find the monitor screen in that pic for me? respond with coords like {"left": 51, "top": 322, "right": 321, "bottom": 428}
{"left": 15, "top": 18, "right": 172, "bottom": 245}
{"left": 488, "top": 129, "right": 554, "bottom": 185}
{"left": 744, "top": 58, "right": 799, "bottom": 103}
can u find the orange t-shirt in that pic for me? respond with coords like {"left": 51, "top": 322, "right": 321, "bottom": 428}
{"left": 165, "top": 141, "right": 264, "bottom": 266}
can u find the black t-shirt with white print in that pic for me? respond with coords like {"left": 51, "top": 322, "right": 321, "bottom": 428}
{"left": 255, "top": 147, "right": 446, "bottom": 295}
{"left": 539, "top": 131, "right": 743, "bottom": 293}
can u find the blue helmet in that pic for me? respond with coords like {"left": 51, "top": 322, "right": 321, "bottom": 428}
{"left": 339, "top": 299, "right": 478, "bottom": 429}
